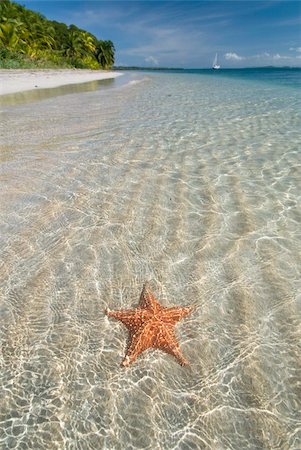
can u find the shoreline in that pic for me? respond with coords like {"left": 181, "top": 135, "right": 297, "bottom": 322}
{"left": 0, "top": 69, "right": 123, "bottom": 96}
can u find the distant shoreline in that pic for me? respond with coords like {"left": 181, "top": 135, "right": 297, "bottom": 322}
{"left": 0, "top": 69, "right": 123, "bottom": 96}
{"left": 114, "top": 65, "right": 301, "bottom": 71}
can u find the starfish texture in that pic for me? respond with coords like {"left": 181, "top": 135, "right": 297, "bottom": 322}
{"left": 106, "top": 282, "right": 193, "bottom": 367}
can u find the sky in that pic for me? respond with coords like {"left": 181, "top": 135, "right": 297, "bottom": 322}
{"left": 18, "top": 1, "right": 301, "bottom": 68}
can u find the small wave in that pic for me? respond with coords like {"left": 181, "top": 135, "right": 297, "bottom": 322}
{"left": 122, "top": 77, "right": 150, "bottom": 88}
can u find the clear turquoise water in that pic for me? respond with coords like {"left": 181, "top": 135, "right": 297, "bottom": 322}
{"left": 151, "top": 67, "right": 301, "bottom": 88}
{"left": 1, "top": 69, "right": 301, "bottom": 449}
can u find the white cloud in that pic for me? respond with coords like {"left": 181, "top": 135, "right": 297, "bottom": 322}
{"left": 289, "top": 47, "right": 301, "bottom": 52}
{"left": 224, "top": 51, "right": 294, "bottom": 63}
{"left": 224, "top": 52, "right": 244, "bottom": 61}
{"left": 145, "top": 55, "right": 159, "bottom": 65}
{"left": 256, "top": 52, "right": 271, "bottom": 58}
{"left": 271, "top": 53, "right": 289, "bottom": 60}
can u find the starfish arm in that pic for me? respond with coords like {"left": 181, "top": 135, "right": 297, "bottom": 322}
{"left": 163, "top": 342, "right": 189, "bottom": 366}
{"left": 139, "top": 282, "right": 161, "bottom": 312}
{"left": 161, "top": 306, "right": 193, "bottom": 325}
{"left": 122, "top": 322, "right": 156, "bottom": 367}
{"left": 106, "top": 308, "right": 147, "bottom": 332}
{"left": 154, "top": 325, "right": 189, "bottom": 366}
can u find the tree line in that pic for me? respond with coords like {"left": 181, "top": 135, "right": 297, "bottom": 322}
{"left": 0, "top": 0, "right": 115, "bottom": 69}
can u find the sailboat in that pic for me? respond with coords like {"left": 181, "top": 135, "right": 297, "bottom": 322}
{"left": 212, "top": 53, "right": 220, "bottom": 70}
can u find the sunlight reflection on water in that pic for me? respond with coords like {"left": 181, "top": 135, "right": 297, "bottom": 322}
{"left": 1, "top": 72, "right": 301, "bottom": 449}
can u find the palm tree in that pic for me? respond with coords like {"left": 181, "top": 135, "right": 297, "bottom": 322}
{"left": 81, "top": 32, "right": 96, "bottom": 55}
{"left": 0, "top": 18, "right": 25, "bottom": 51}
{"left": 0, "top": 0, "right": 17, "bottom": 19}
{"left": 32, "top": 22, "right": 55, "bottom": 48}
{"left": 95, "top": 40, "right": 115, "bottom": 69}
{"left": 0, "top": 0, "right": 115, "bottom": 69}
{"left": 62, "top": 31, "right": 84, "bottom": 59}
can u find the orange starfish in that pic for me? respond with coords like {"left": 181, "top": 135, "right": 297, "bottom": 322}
{"left": 106, "top": 282, "right": 193, "bottom": 367}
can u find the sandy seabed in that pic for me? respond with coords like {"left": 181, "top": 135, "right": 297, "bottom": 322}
{"left": 1, "top": 70, "right": 300, "bottom": 450}
{"left": 0, "top": 69, "right": 122, "bottom": 95}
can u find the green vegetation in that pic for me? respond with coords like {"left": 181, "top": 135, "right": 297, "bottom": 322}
{"left": 0, "top": 0, "right": 115, "bottom": 69}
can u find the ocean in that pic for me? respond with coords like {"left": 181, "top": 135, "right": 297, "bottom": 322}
{"left": 1, "top": 68, "right": 301, "bottom": 449}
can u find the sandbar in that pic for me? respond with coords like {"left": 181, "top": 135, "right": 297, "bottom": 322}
{"left": 0, "top": 69, "right": 122, "bottom": 96}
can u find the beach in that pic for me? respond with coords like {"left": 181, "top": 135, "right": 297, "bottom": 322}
{"left": 0, "top": 69, "right": 122, "bottom": 96}
{"left": 1, "top": 69, "right": 301, "bottom": 449}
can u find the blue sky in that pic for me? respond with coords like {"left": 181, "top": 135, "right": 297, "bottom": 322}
{"left": 19, "top": 1, "right": 301, "bottom": 68}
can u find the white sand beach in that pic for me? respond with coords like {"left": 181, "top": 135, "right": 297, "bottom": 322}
{"left": 0, "top": 69, "right": 122, "bottom": 95}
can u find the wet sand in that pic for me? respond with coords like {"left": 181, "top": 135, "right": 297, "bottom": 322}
{"left": 0, "top": 69, "right": 122, "bottom": 96}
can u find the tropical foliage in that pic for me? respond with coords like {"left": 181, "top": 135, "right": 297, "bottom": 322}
{"left": 0, "top": 0, "right": 115, "bottom": 69}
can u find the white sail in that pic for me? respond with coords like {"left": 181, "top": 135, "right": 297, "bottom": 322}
{"left": 212, "top": 53, "right": 220, "bottom": 69}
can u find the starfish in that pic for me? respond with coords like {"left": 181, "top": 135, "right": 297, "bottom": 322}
{"left": 106, "top": 282, "right": 193, "bottom": 367}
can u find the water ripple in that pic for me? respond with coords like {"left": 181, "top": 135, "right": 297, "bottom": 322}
{"left": 1, "top": 73, "right": 300, "bottom": 449}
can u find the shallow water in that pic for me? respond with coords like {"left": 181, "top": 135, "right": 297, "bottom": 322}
{"left": 1, "top": 71, "right": 301, "bottom": 449}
